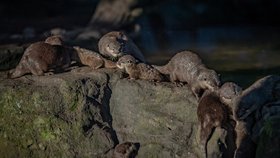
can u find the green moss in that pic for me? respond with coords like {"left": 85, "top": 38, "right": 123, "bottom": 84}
{"left": 59, "top": 81, "right": 83, "bottom": 111}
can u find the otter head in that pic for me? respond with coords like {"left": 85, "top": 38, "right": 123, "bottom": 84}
{"left": 105, "top": 41, "right": 124, "bottom": 58}
{"left": 99, "top": 31, "right": 129, "bottom": 60}
{"left": 113, "top": 142, "right": 140, "bottom": 158}
{"left": 219, "top": 82, "right": 242, "bottom": 105}
{"left": 116, "top": 55, "right": 137, "bottom": 70}
{"left": 45, "top": 35, "right": 64, "bottom": 45}
{"left": 198, "top": 69, "right": 221, "bottom": 91}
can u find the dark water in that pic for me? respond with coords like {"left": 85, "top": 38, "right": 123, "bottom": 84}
{"left": 138, "top": 26, "right": 280, "bottom": 88}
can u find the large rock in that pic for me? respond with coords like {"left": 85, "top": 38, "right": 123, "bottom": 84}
{"left": 0, "top": 70, "right": 117, "bottom": 157}
{"left": 0, "top": 67, "right": 232, "bottom": 158}
{"left": 110, "top": 79, "right": 199, "bottom": 158}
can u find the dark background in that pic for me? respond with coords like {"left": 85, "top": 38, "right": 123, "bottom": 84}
{"left": 1, "top": 0, "right": 280, "bottom": 86}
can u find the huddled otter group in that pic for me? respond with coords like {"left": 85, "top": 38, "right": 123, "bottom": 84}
{"left": 8, "top": 31, "right": 280, "bottom": 158}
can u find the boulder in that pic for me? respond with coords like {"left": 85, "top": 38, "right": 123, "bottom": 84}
{"left": 0, "top": 66, "right": 240, "bottom": 157}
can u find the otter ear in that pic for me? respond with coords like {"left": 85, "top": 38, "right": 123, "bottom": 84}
{"left": 120, "top": 32, "right": 128, "bottom": 41}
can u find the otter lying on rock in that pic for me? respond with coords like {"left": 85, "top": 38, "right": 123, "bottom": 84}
{"left": 197, "top": 82, "right": 242, "bottom": 158}
{"left": 8, "top": 36, "right": 71, "bottom": 78}
{"left": 8, "top": 36, "right": 117, "bottom": 78}
{"left": 72, "top": 46, "right": 117, "bottom": 69}
{"left": 98, "top": 31, "right": 145, "bottom": 62}
{"left": 116, "top": 55, "right": 165, "bottom": 82}
{"left": 153, "top": 51, "right": 220, "bottom": 99}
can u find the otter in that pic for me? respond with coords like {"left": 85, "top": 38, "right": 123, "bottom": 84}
{"left": 153, "top": 51, "right": 220, "bottom": 99}
{"left": 8, "top": 36, "right": 71, "bottom": 78}
{"left": 197, "top": 82, "right": 242, "bottom": 158}
{"left": 44, "top": 35, "right": 64, "bottom": 45}
{"left": 116, "top": 55, "right": 165, "bottom": 82}
{"left": 232, "top": 75, "right": 280, "bottom": 158}
{"left": 98, "top": 31, "right": 145, "bottom": 62}
{"left": 113, "top": 142, "right": 140, "bottom": 158}
{"left": 8, "top": 36, "right": 117, "bottom": 78}
{"left": 72, "top": 46, "right": 117, "bottom": 69}
{"left": 233, "top": 75, "right": 280, "bottom": 120}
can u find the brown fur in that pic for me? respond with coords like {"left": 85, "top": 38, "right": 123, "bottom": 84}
{"left": 113, "top": 142, "right": 140, "bottom": 158}
{"left": 117, "top": 55, "right": 164, "bottom": 82}
{"left": 197, "top": 82, "right": 242, "bottom": 158}
{"left": 98, "top": 31, "right": 145, "bottom": 62}
{"left": 153, "top": 51, "right": 220, "bottom": 99}
{"left": 44, "top": 35, "right": 64, "bottom": 45}
{"left": 8, "top": 36, "right": 117, "bottom": 78}
{"left": 8, "top": 42, "right": 71, "bottom": 78}
{"left": 72, "top": 46, "right": 117, "bottom": 69}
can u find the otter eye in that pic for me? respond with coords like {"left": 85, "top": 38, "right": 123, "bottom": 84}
{"left": 204, "top": 78, "right": 207, "bottom": 81}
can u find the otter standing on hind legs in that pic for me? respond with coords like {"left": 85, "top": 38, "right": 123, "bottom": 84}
{"left": 197, "top": 82, "right": 242, "bottom": 158}
{"left": 98, "top": 31, "right": 146, "bottom": 62}
{"left": 116, "top": 55, "right": 165, "bottom": 82}
{"left": 153, "top": 51, "right": 221, "bottom": 99}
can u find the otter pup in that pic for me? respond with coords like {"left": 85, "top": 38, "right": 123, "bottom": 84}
{"left": 113, "top": 142, "right": 140, "bottom": 158}
{"left": 197, "top": 82, "right": 242, "bottom": 158}
{"left": 116, "top": 55, "right": 165, "bottom": 82}
{"left": 153, "top": 51, "right": 220, "bottom": 99}
{"left": 232, "top": 75, "right": 280, "bottom": 158}
{"left": 98, "top": 31, "right": 145, "bottom": 62}
{"left": 72, "top": 46, "right": 117, "bottom": 69}
{"left": 8, "top": 36, "right": 71, "bottom": 78}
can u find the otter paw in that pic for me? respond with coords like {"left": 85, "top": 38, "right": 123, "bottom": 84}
{"left": 44, "top": 72, "right": 54, "bottom": 76}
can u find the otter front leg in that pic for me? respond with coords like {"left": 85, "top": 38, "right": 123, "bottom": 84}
{"left": 27, "top": 58, "right": 47, "bottom": 76}
{"left": 88, "top": 57, "right": 104, "bottom": 69}
{"left": 200, "top": 123, "right": 214, "bottom": 158}
{"left": 191, "top": 86, "right": 202, "bottom": 100}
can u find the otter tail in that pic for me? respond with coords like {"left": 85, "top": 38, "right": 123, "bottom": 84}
{"left": 152, "top": 65, "right": 170, "bottom": 75}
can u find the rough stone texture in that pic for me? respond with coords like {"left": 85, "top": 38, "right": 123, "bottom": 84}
{"left": 1, "top": 66, "right": 280, "bottom": 157}
{"left": 0, "top": 70, "right": 117, "bottom": 157}
{"left": 255, "top": 116, "right": 280, "bottom": 158}
{"left": 110, "top": 79, "right": 199, "bottom": 158}
{"left": 0, "top": 67, "right": 205, "bottom": 158}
